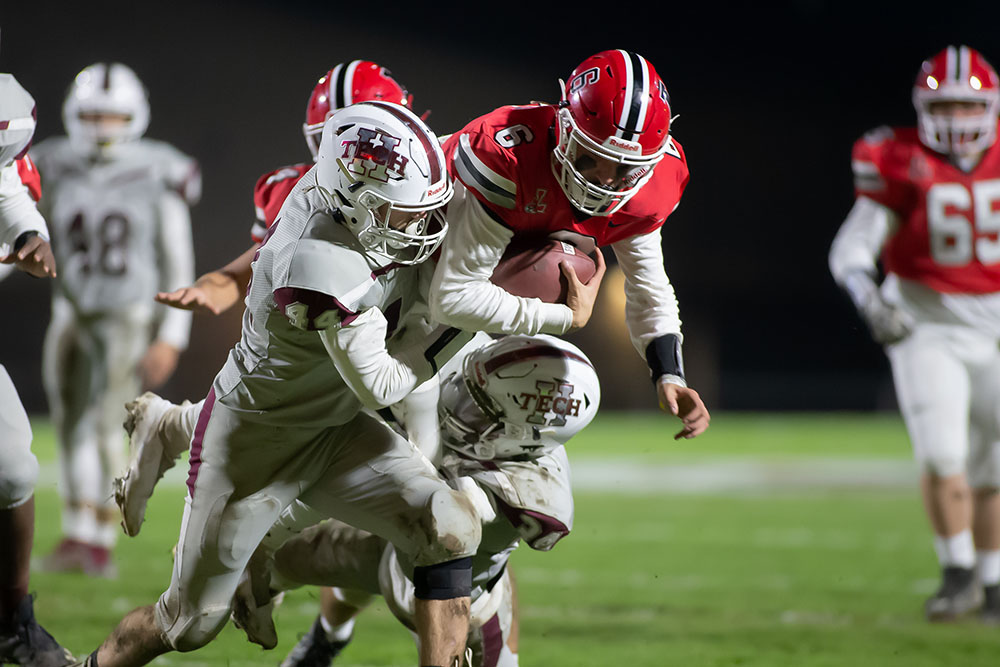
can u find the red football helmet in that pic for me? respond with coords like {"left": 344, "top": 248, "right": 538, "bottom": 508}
{"left": 303, "top": 60, "right": 412, "bottom": 158}
{"left": 913, "top": 45, "right": 1000, "bottom": 156}
{"left": 553, "top": 50, "right": 673, "bottom": 216}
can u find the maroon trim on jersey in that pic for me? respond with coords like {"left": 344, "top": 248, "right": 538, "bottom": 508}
{"left": 273, "top": 287, "right": 358, "bottom": 329}
{"left": 186, "top": 387, "right": 217, "bottom": 500}
{"left": 365, "top": 101, "right": 443, "bottom": 184}
{"left": 371, "top": 262, "right": 403, "bottom": 278}
{"left": 492, "top": 497, "right": 570, "bottom": 550}
{"left": 483, "top": 346, "right": 593, "bottom": 376}
{"left": 480, "top": 613, "right": 504, "bottom": 667}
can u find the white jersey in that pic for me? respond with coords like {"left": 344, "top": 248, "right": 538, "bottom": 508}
{"left": 0, "top": 74, "right": 46, "bottom": 259}
{"left": 214, "top": 166, "right": 459, "bottom": 429}
{"left": 30, "top": 137, "right": 198, "bottom": 345}
{"left": 382, "top": 445, "right": 574, "bottom": 627}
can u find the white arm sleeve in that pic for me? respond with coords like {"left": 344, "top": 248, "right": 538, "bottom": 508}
{"left": 429, "top": 181, "right": 573, "bottom": 335}
{"left": 319, "top": 308, "right": 438, "bottom": 410}
{"left": 154, "top": 191, "right": 195, "bottom": 349}
{"left": 828, "top": 196, "right": 898, "bottom": 309}
{"left": 610, "top": 228, "right": 683, "bottom": 358}
{"left": 0, "top": 162, "right": 48, "bottom": 258}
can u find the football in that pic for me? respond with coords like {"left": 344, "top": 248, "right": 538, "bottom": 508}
{"left": 490, "top": 238, "right": 598, "bottom": 304}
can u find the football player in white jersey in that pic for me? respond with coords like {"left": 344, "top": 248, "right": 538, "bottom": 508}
{"left": 0, "top": 72, "right": 75, "bottom": 667}
{"left": 270, "top": 334, "right": 599, "bottom": 667}
{"left": 30, "top": 62, "right": 200, "bottom": 577}
{"left": 74, "top": 103, "right": 481, "bottom": 667}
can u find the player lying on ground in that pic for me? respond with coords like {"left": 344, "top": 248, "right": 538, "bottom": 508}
{"left": 30, "top": 62, "right": 199, "bottom": 578}
{"left": 429, "top": 49, "right": 709, "bottom": 441}
{"left": 0, "top": 72, "right": 75, "bottom": 667}
{"left": 830, "top": 44, "right": 1000, "bottom": 622}
{"left": 267, "top": 333, "right": 599, "bottom": 667}
{"left": 72, "top": 102, "right": 496, "bottom": 667}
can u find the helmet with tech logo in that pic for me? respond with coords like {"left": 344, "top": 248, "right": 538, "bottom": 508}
{"left": 552, "top": 49, "right": 673, "bottom": 216}
{"left": 0, "top": 74, "right": 36, "bottom": 167}
{"left": 314, "top": 101, "right": 451, "bottom": 265}
{"left": 913, "top": 45, "right": 1000, "bottom": 156}
{"left": 303, "top": 61, "right": 413, "bottom": 159}
{"left": 439, "top": 335, "right": 601, "bottom": 460}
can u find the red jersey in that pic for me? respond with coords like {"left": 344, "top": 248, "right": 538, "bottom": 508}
{"left": 15, "top": 155, "right": 41, "bottom": 201}
{"left": 853, "top": 124, "right": 1000, "bottom": 293}
{"left": 442, "top": 104, "right": 689, "bottom": 247}
{"left": 250, "top": 163, "right": 310, "bottom": 243}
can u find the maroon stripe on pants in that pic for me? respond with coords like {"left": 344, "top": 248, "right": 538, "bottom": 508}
{"left": 480, "top": 613, "right": 504, "bottom": 667}
{"left": 185, "top": 387, "right": 217, "bottom": 499}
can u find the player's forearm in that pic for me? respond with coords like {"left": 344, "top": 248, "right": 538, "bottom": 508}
{"left": 213, "top": 244, "right": 258, "bottom": 294}
{"left": 156, "top": 192, "right": 196, "bottom": 346}
{"left": 829, "top": 196, "right": 896, "bottom": 287}
{"left": 430, "top": 188, "right": 571, "bottom": 335}
{"left": 611, "top": 230, "right": 683, "bottom": 357}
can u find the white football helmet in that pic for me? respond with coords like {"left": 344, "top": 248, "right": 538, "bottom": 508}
{"left": 0, "top": 74, "right": 37, "bottom": 167}
{"left": 440, "top": 335, "right": 601, "bottom": 460}
{"left": 63, "top": 63, "right": 150, "bottom": 154}
{"left": 314, "top": 101, "right": 452, "bottom": 265}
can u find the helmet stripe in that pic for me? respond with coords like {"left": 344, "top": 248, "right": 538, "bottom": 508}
{"left": 330, "top": 63, "right": 346, "bottom": 111}
{"left": 343, "top": 60, "right": 361, "bottom": 107}
{"left": 102, "top": 63, "right": 111, "bottom": 91}
{"left": 960, "top": 45, "right": 970, "bottom": 84}
{"left": 483, "top": 345, "right": 594, "bottom": 375}
{"left": 364, "top": 100, "right": 443, "bottom": 184}
{"left": 616, "top": 50, "right": 648, "bottom": 142}
{"left": 947, "top": 45, "right": 959, "bottom": 83}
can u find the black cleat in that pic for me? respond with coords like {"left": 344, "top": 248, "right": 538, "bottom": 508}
{"left": 0, "top": 595, "right": 75, "bottom": 666}
{"left": 279, "top": 616, "right": 350, "bottom": 667}
{"left": 980, "top": 584, "right": 1000, "bottom": 625}
{"left": 925, "top": 566, "right": 982, "bottom": 622}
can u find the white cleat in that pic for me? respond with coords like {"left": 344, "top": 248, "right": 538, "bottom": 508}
{"left": 114, "top": 392, "right": 184, "bottom": 537}
{"left": 231, "top": 563, "right": 283, "bottom": 650}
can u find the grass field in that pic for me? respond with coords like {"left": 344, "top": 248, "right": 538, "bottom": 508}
{"left": 23, "top": 412, "right": 1000, "bottom": 666}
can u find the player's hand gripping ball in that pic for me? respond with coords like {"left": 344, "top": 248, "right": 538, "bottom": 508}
{"left": 490, "top": 239, "right": 598, "bottom": 304}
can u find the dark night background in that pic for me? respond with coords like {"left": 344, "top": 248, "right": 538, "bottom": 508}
{"left": 2, "top": 0, "right": 998, "bottom": 413}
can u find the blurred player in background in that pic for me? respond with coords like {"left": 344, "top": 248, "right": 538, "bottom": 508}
{"left": 830, "top": 45, "right": 1000, "bottom": 622}
{"left": 429, "top": 49, "right": 709, "bottom": 441}
{"left": 30, "top": 62, "right": 200, "bottom": 577}
{"left": 74, "top": 102, "right": 480, "bottom": 667}
{"left": 270, "top": 334, "right": 599, "bottom": 667}
{"left": 0, "top": 72, "right": 75, "bottom": 667}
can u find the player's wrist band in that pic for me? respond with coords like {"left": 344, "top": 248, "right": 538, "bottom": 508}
{"left": 646, "top": 333, "right": 685, "bottom": 385}
{"left": 13, "top": 230, "right": 38, "bottom": 252}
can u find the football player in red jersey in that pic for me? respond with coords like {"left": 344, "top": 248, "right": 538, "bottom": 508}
{"left": 830, "top": 45, "right": 1000, "bottom": 622}
{"left": 156, "top": 60, "right": 412, "bottom": 314}
{"left": 429, "top": 49, "right": 710, "bottom": 440}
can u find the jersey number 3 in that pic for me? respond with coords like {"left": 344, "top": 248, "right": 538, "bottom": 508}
{"left": 927, "top": 180, "right": 1000, "bottom": 266}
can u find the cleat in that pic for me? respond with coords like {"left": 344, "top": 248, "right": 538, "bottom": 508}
{"left": 80, "top": 544, "right": 117, "bottom": 580}
{"left": 38, "top": 538, "right": 88, "bottom": 574}
{"left": 230, "top": 551, "right": 283, "bottom": 650}
{"left": 980, "top": 585, "right": 1000, "bottom": 625}
{"left": 0, "top": 595, "right": 75, "bottom": 666}
{"left": 280, "top": 617, "right": 351, "bottom": 667}
{"left": 925, "top": 566, "right": 982, "bottom": 621}
{"left": 115, "top": 392, "right": 183, "bottom": 537}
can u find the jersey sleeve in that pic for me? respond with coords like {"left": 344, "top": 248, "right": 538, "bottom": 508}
{"left": 446, "top": 128, "right": 523, "bottom": 227}
{"left": 0, "top": 160, "right": 48, "bottom": 258}
{"left": 15, "top": 156, "right": 40, "bottom": 202}
{"left": 251, "top": 166, "right": 307, "bottom": 243}
{"left": 156, "top": 143, "right": 201, "bottom": 206}
{"left": 851, "top": 128, "right": 907, "bottom": 213}
{"left": 272, "top": 239, "right": 375, "bottom": 331}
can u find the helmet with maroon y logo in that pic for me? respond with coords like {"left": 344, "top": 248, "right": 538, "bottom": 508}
{"left": 439, "top": 335, "right": 601, "bottom": 460}
{"left": 553, "top": 49, "right": 674, "bottom": 216}
{"left": 303, "top": 61, "right": 413, "bottom": 158}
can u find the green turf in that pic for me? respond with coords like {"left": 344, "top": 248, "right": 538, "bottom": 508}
{"left": 25, "top": 413, "right": 997, "bottom": 666}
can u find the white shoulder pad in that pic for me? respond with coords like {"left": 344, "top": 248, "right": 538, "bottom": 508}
{"left": 142, "top": 139, "right": 201, "bottom": 205}
{"left": 470, "top": 446, "right": 574, "bottom": 551}
{"left": 282, "top": 238, "right": 376, "bottom": 310}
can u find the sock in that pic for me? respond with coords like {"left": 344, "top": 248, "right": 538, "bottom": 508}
{"left": 933, "top": 535, "right": 949, "bottom": 566}
{"left": 63, "top": 505, "right": 97, "bottom": 544}
{"left": 86, "top": 649, "right": 100, "bottom": 667}
{"left": 942, "top": 530, "right": 975, "bottom": 569}
{"left": 977, "top": 549, "right": 1000, "bottom": 586}
{"left": 319, "top": 615, "right": 354, "bottom": 643}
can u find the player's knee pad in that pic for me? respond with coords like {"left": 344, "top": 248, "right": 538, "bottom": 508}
{"left": 919, "top": 453, "right": 966, "bottom": 479}
{"left": 0, "top": 449, "right": 38, "bottom": 509}
{"left": 415, "top": 488, "right": 481, "bottom": 564}
{"left": 412, "top": 556, "right": 473, "bottom": 600}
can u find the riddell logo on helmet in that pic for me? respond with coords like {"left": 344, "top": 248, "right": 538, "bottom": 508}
{"left": 519, "top": 381, "right": 580, "bottom": 427}
{"left": 606, "top": 137, "right": 641, "bottom": 153}
{"left": 341, "top": 128, "right": 409, "bottom": 183}
{"left": 426, "top": 181, "right": 446, "bottom": 197}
